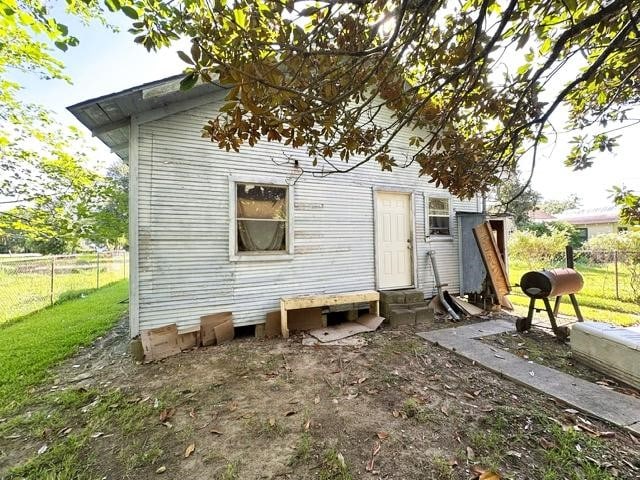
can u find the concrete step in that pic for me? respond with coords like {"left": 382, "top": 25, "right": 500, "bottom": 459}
{"left": 380, "top": 289, "right": 425, "bottom": 305}
{"left": 388, "top": 307, "right": 415, "bottom": 327}
{"left": 386, "top": 305, "right": 435, "bottom": 327}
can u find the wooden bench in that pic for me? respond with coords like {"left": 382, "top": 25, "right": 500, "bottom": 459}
{"left": 280, "top": 290, "right": 380, "bottom": 338}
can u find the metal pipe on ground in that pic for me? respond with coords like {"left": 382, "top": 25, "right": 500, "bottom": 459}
{"left": 427, "top": 250, "right": 460, "bottom": 321}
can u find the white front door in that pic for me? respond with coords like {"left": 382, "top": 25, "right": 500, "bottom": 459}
{"left": 375, "top": 191, "right": 413, "bottom": 289}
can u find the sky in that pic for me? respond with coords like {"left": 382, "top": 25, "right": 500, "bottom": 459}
{"left": 10, "top": 9, "right": 640, "bottom": 210}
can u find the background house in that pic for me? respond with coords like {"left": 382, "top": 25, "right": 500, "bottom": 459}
{"left": 555, "top": 207, "right": 622, "bottom": 243}
{"left": 69, "top": 75, "right": 492, "bottom": 337}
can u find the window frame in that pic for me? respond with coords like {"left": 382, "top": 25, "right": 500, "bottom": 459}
{"left": 425, "top": 194, "right": 453, "bottom": 240}
{"left": 575, "top": 227, "right": 589, "bottom": 245}
{"left": 229, "top": 174, "right": 294, "bottom": 261}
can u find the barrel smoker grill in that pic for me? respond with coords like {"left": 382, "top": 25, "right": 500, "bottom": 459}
{"left": 516, "top": 268, "right": 585, "bottom": 340}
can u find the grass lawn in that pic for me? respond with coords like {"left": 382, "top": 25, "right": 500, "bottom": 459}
{"left": 509, "top": 262, "right": 640, "bottom": 326}
{"left": 0, "top": 280, "right": 128, "bottom": 412}
{"left": 0, "top": 256, "right": 127, "bottom": 324}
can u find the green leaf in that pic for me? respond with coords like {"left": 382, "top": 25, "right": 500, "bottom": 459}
{"left": 180, "top": 73, "right": 198, "bottom": 91}
{"left": 539, "top": 37, "right": 552, "bottom": 54}
{"left": 516, "top": 30, "right": 530, "bottom": 50}
{"left": 177, "top": 51, "right": 194, "bottom": 65}
{"left": 54, "top": 41, "right": 68, "bottom": 52}
{"left": 121, "top": 6, "right": 139, "bottom": 19}
{"left": 57, "top": 23, "right": 69, "bottom": 36}
{"left": 233, "top": 8, "right": 247, "bottom": 28}
{"left": 104, "top": 0, "right": 120, "bottom": 12}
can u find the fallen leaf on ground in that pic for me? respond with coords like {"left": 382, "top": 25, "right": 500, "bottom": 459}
{"left": 466, "top": 446, "right": 475, "bottom": 460}
{"left": 159, "top": 407, "right": 175, "bottom": 422}
{"left": 314, "top": 396, "right": 320, "bottom": 404}
{"left": 440, "top": 405, "right": 449, "bottom": 416}
{"left": 184, "top": 443, "right": 195, "bottom": 458}
{"left": 598, "top": 431, "right": 615, "bottom": 438}
{"left": 304, "top": 419, "right": 311, "bottom": 431}
{"left": 506, "top": 450, "right": 522, "bottom": 458}
{"left": 377, "top": 431, "right": 389, "bottom": 440}
{"left": 392, "top": 410, "right": 400, "bottom": 418}
{"left": 189, "top": 408, "right": 196, "bottom": 418}
{"left": 37, "top": 445, "right": 47, "bottom": 455}
{"left": 539, "top": 437, "right": 555, "bottom": 449}
{"left": 564, "top": 408, "right": 578, "bottom": 414}
{"left": 366, "top": 441, "right": 381, "bottom": 472}
{"left": 209, "top": 429, "right": 223, "bottom": 435}
{"left": 268, "top": 417, "right": 276, "bottom": 427}
{"left": 284, "top": 410, "right": 297, "bottom": 417}
{"left": 471, "top": 466, "right": 501, "bottom": 480}
{"left": 90, "top": 432, "right": 104, "bottom": 439}
{"left": 156, "top": 466, "right": 166, "bottom": 474}
{"left": 228, "top": 402, "right": 238, "bottom": 412}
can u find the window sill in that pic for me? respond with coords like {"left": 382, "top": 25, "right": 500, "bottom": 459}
{"left": 426, "top": 236, "right": 454, "bottom": 242}
{"left": 230, "top": 252, "right": 295, "bottom": 262}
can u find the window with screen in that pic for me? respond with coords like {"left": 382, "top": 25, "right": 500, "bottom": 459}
{"left": 576, "top": 228, "right": 588, "bottom": 245}
{"left": 428, "top": 197, "right": 450, "bottom": 236}
{"left": 236, "top": 183, "right": 288, "bottom": 253}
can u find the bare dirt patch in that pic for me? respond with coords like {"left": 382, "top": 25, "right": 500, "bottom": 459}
{"left": 1, "top": 315, "right": 639, "bottom": 479}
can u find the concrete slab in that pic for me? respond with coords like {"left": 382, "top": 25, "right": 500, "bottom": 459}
{"left": 417, "top": 320, "right": 640, "bottom": 435}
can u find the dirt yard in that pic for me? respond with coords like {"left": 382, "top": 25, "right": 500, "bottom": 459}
{"left": 1, "top": 315, "right": 639, "bottom": 479}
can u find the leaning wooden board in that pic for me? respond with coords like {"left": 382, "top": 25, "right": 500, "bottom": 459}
{"left": 473, "top": 222, "right": 513, "bottom": 309}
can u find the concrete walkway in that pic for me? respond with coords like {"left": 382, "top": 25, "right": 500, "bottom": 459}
{"left": 417, "top": 320, "right": 640, "bottom": 435}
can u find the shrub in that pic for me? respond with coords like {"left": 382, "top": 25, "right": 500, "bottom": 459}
{"left": 508, "top": 228, "right": 569, "bottom": 270}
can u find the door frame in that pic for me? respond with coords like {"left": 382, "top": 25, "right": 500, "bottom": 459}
{"left": 372, "top": 187, "right": 418, "bottom": 290}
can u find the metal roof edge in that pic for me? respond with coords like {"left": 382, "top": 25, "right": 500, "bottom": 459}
{"left": 66, "top": 73, "right": 184, "bottom": 113}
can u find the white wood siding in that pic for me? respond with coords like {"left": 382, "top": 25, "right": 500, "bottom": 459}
{"left": 135, "top": 94, "right": 481, "bottom": 331}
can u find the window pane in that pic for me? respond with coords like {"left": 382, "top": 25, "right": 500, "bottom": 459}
{"left": 429, "top": 198, "right": 449, "bottom": 216}
{"left": 238, "top": 220, "right": 286, "bottom": 252}
{"left": 237, "top": 184, "right": 287, "bottom": 220}
{"left": 429, "top": 216, "right": 450, "bottom": 235}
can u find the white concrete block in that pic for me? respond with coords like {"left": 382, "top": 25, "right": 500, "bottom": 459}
{"left": 571, "top": 321, "right": 640, "bottom": 389}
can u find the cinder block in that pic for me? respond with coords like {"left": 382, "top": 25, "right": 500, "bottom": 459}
{"left": 406, "top": 302, "right": 429, "bottom": 310}
{"left": 129, "top": 339, "right": 144, "bottom": 362}
{"left": 329, "top": 303, "right": 354, "bottom": 312}
{"left": 403, "top": 290, "right": 425, "bottom": 303}
{"left": 389, "top": 308, "right": 416, "bottom": 328}
{"left": 380, "top": 290, "right": 405, "bottom": 305}
{"left": 414, "top": 306, "right": 435, "bottom": 324}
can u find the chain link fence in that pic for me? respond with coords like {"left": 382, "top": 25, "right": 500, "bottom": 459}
{"left": 0, "top": 251, "right": 128, "bottom": 324}
{"left": 573, "top": 248, "right": 640, "bottom": 303}
{"left": 510, "top": 247, "right": 640, "bottom": 304}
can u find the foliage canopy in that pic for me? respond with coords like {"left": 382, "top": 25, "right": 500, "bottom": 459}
{"left": 0, "top": 1, "right": 128, "bottom": 253}
{"left": 114, "top": 0, "right": 640, "bottom": 199}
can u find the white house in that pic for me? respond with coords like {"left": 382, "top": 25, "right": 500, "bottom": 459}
{"left": 555, "top": 207, "right": 622, "bottom": 243}
{"left": 69, "top": 75, "right": 485, "bottom": 338}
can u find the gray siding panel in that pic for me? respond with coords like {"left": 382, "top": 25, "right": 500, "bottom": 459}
{"left": 135, "top": 99, "right": 481, "bottom": 330}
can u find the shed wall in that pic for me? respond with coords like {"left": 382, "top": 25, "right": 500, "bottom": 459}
{"left": 134, "top": 95, "right": 481, "bottom": 331}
